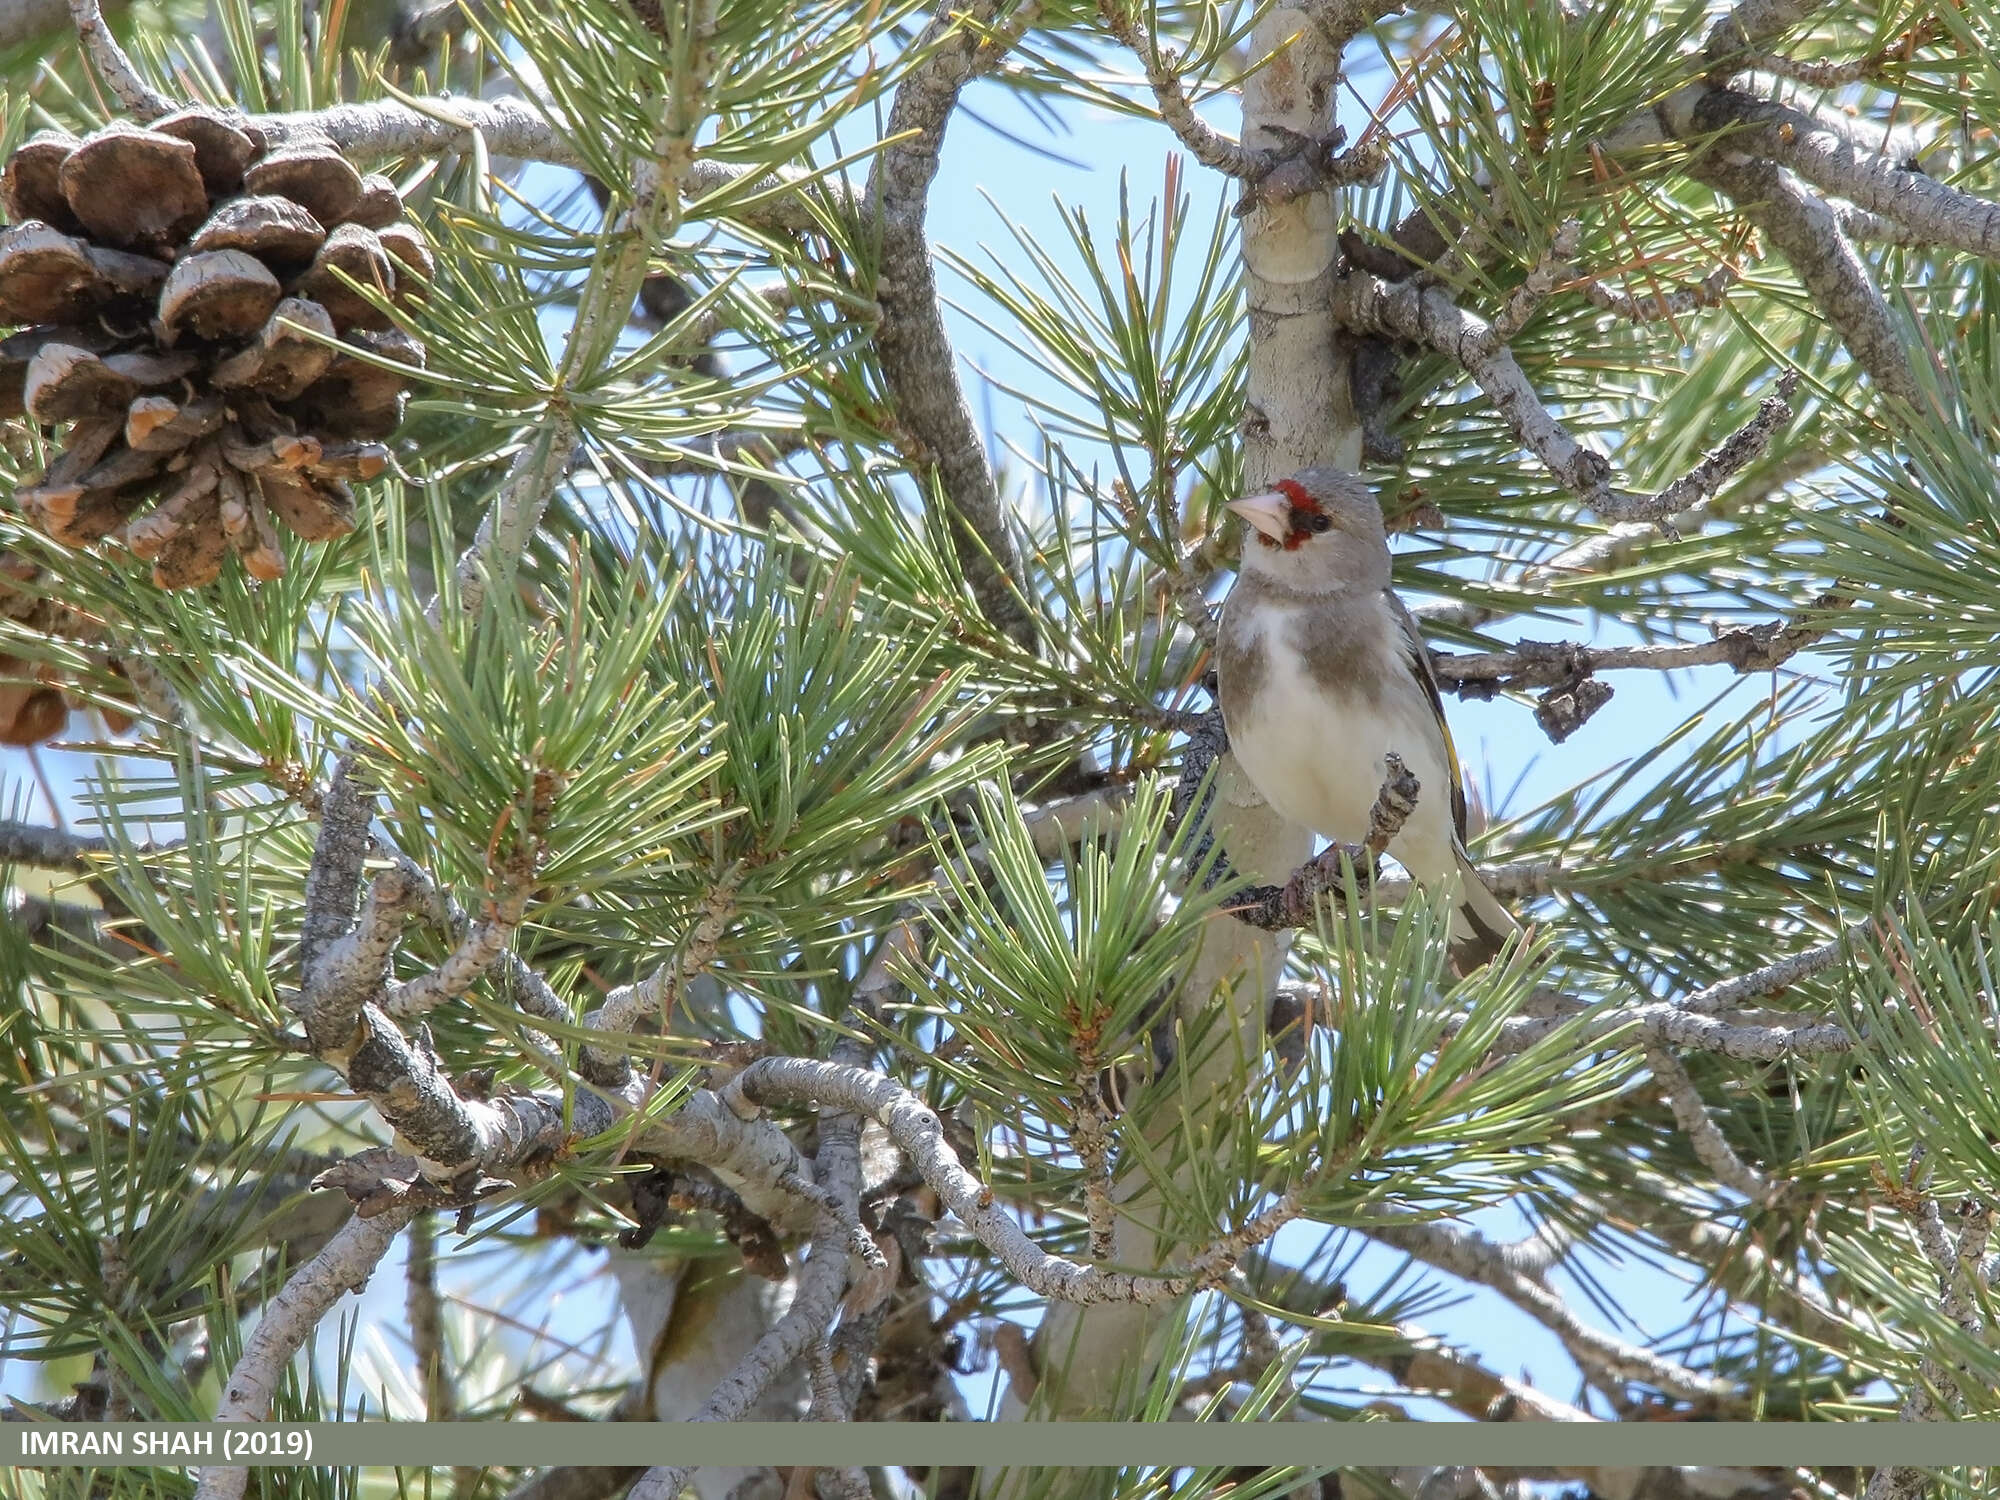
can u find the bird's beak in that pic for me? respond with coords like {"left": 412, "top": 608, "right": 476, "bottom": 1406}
{"left": 1227, "top": 491, "right": 1293, "bottom": 543}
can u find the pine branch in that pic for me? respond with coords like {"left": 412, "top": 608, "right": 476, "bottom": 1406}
{"left": 1644, "top": 1043, "right": 1780, "bottom": 1205}
{"left": 1591, "top": 371, "right": 1800, "bottom": 525}
{"left": 294, "top": 764, "right": 630, "bottom": 1179}
{"left": 1369, "top": 1216, "right": 1743, "bottom": 1407}
{"left": 1362, "top": 1320, "right": 1592, "bottom": 1421}
{"left": 1582, "top": 262, "right": 1736, "bottom": 324}
{"left": 629, "top": 1016, "right": 878, "bottom": 1500}
{"left": 1099, "top": 4, "right": 1273, "bottom": 180}
{"left": 725, "top": 1056, "right": 1323, "bottom": 1306}
{"left": 245, "top": 97, "right": 852, "bottom": 235}
{"left": 67, "top": 0, "right": 170, "bottom": 118}
{"left": 407, "top": 1213, "right": 482, "bottom": 1499}
{"left": 1688, "top": 88, "right": 2000, "bottom": 264}
{"left": 865, "top": 0, "right": 1038, "bottom": 647}
{"left": 1488, "top": 220, "right": 1582, "bottom": 344}
{"left": 1685, "top": 153, "right": 1920, "bottom": 406}
{"left": 299, "top": 759, "right": 381, "bottom": 990}
{"left": 1331, "top": 265, "right": 1615, "bottom": 506}
{"left": 1347, "top": 1323, "right": 1797, "bottom": 1498}
{"left": 193, "top": 1203, "right": 418, "bottom": 1500}
{"left": 1702, "top": 0, "right": 1828, "bottom": 65}
{"left": 1224, "top": 755, "right": 1418, "bottom": 930}
{"left": 580, "top": 864, "right": 743, "bottom": 1088}
{"left": 1868, "top": 1163, "right": 1993, "bottom": 1499}
{"left": 1487, "top": 921, "right": 1866, "bottom": 1059}
{"left": 1431, "top": 586, "right": 1842, "bottom": 695}
{"left": 453, "top": 413, "right": 580, "bottom": 615}
{"left": 1334, "top": 263, "right": 1803, "bottom": 526}
{"left": 1583, "top": 1166, "right": 1868, "bottom": 1346}
{"left": 1416, "top": 449, "right": 1822, "bottom": 631}
{"left": 254, "top": 94, "right": 588, "bottom": 171}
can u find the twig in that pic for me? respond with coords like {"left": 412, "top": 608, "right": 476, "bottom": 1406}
{"left": 457, "top": 4, "right": 723, "bottom": 612}
{"left": 581, "top": 864, "right": 743, "bottom": 1086}
{"left": 406, "top": 1213, "right": 482, "bottom": 1497}
{"left": 626, "top": 1196, "right": 856, "bottom": 1500}
{"left": 1492, "top": 992, "right": 1852, "bottom": 1063}
{"left": 375, "top": 840, "right": 616, "bottom": 1087}
{"left": 296, "top": 764, "right": 630, "bottom": 1180}
{"left": 68, "top": 0, "right": 172, "bottom": 118}
{"left": 1489, "top": 220, "right": 1582, "bottom": 343}
{"left": 1416, "top": 448, "right": 1820, "bottom": 631}
{"left": 1431, "top": 588, "right": 1842, "bottom": 693}
{"left": 1686, "top": 153, "right": 1920, "bottom": 406}
{"left": 1099, "top": 3, "right": 1273, "bottom": 179}
{"left": 1072, "top": 1072, "right": 1117, "bottom": 1261}
{"left": 1332, "top": 266, "right": 1616, "bottom": 507}
{"left": 306, "top": 866, "right": 415, "bottom": 1051}
{"left": 299, "top": 760, "right": 402, "bottom": 1054}
{"left": 1589, "top": 371, "right": 1800, "bottom": 524}
{"left": 384, "top": 869, "right": 533, "bottom": 1021}
{"left": 1225, "top": 755, "right": 1419, "bottom": 929}
{"left": 1691, "top": 88, "right": 2000, "bottom": 266}
{"left": 1867, "top": 1184, "right": 1992, "bottom": 1499}
{"left": 0, "top": 818, "right": 115, "bottom": 870}
{"left": 1486, "top": 920, "right": 1865, "bottom": 1060}
{"left": 453, "top": 412, "right": 582, "bottom": 616}
{"left": 1349, "top": 1322, "right": 1796, "bottom": 1497}
{"left": 1644, "top": 1044, "right": 1780, "bottom": 1205}
{"left": 1681, "top": 922, "right": 1862, "bottom": 1014}
{"left": 1369, "top": 1216, "right": 1741, "bottom": 1406}
{"left": 251, "top": 95, "right": 586, "bottom": 170}
{"left": 405, "top": 1212, "right": 460, "bottom": 1422}
{"left": 193, "top": 1204, "right": 417, "bottom": 1500}
{"left": 725, "top": 1056, "right": 1321, "bottom": 1305}
{"left": 642, "top": 425, "right": 812, "bottom": 476}
{"left": 864, "top": 0, "right": 1038, "bottom": 646}
{"left": 1365, "top": 1320, "right": 1593, "bottom": 1422}
{"left": 666, "top": 279, "right": 802, "bottom": 349}
{"left": 1585, "top": 1166, "right": 1867, "bottom": 1345}
{"left": 1583, "top": 262, "right": 1737, "bottom": 323}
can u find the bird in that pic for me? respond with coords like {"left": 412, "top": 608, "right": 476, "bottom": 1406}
{"left": 1215, "top": 464, "right": 1518, "bottom": 970}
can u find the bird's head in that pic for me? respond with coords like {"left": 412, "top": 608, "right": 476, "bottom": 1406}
{"left": 1227, "top": 466, "right": 1389, "bottom": 591}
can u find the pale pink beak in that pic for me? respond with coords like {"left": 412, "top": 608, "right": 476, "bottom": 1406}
{"left": 1227, "top": 491, "right": 1293, "bottom": 543}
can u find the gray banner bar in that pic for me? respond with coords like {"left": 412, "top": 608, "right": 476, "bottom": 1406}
{"left": 4, "top": 1423, "right": 1999, "bottom": 1469}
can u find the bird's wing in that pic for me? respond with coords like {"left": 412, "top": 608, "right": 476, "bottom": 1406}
{"left": 1386, "top": 590, "right": 1469, "bottom": 845}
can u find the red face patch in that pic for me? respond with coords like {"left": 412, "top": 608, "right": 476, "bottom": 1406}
{"left": 1268, "top": 478, "right": 1327, "bottom": 550}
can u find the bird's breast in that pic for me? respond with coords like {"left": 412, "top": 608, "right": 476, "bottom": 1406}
{"left": 1218, "top": 602, "right": 1454, "bottom": 875}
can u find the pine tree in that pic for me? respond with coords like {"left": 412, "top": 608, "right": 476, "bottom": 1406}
{"left": 3, "top": 1, "right": 1998, "bottom": 1498}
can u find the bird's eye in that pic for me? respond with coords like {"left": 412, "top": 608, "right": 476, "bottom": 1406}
{"left": 1303, "top": 512, "right": 1332, "bottom": 534}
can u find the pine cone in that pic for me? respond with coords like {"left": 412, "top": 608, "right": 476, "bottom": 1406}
{"left": 0, "top": 109, "right": 429, "bottom": 589}
{"left": 0, "top": 547, "right": 133, "bottom": 744}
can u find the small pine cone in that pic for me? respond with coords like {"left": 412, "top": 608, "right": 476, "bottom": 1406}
{"left": 0, "top": 109, "right": 428, "bottom": 590}
{"left": 0, "top": 547, "right": 135, "bottom": 744}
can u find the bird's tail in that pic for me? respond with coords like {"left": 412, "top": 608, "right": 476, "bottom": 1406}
{"left": 1447, "top": 845, "right": 1520, "bottom": 974}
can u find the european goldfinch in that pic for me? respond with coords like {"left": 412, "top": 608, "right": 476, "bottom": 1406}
{"left": 1216, "top": 465, "right": 1518, "bottom": 969}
